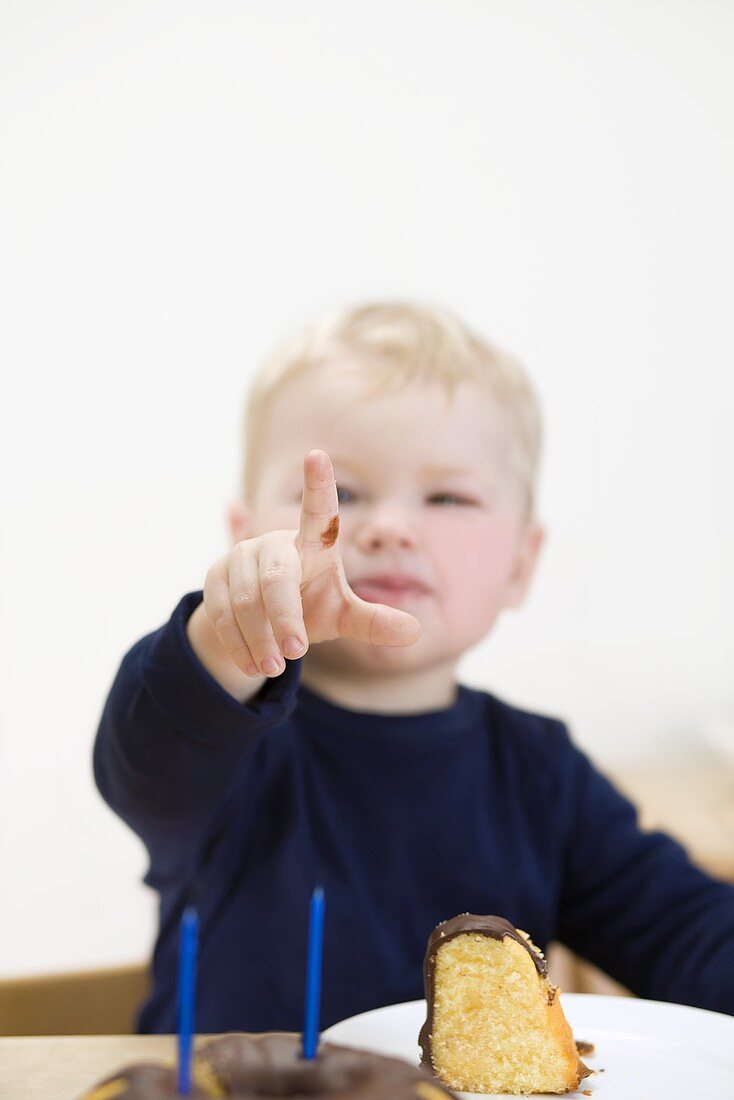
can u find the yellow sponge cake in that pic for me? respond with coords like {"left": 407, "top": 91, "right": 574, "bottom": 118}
{"left": 419, "top": 915, "right": 591, "bottom": 1094}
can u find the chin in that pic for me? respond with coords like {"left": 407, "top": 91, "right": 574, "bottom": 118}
{"left": 308, "top": 636, "right": 447, "bottom": 675}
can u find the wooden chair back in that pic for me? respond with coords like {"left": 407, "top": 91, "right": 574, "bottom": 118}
{"left": 0, "top": 964, "right": 149, "bottom": 1036}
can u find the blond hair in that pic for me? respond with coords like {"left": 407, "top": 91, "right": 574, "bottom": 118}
{"left": 242, "top": 301, "right": 542, "bottom": 516}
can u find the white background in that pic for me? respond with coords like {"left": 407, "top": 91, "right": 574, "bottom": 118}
{"left": 1, "top": 1, "right": 732, "bottom": 977}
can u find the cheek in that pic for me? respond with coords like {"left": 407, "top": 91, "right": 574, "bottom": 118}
{"left": 427, "top": 517, "right": 519, "bottom": 615}
{"left": 250, "top": 503, "right": 301, "bottom": 537}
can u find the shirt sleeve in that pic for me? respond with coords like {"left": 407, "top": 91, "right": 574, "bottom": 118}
{"left": 556, "top": 726, "right": 734, "bottom": 1015}
{"left": 93, "top": 592, "right": 301, "bottom": 879}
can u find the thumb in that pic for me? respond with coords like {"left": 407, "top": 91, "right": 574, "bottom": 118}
{"left": 339, "top": 593, "right": 422, "bottom": 648}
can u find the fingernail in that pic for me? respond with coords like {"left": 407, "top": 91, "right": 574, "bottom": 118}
{"left": 245, "top": 663, "right": 259, "bottom": 676}
{"left": 262, "top": 656, "right": 281, "bottom": 676}
{"left": 282, "top": 636, "right": 304, "bottom": 657}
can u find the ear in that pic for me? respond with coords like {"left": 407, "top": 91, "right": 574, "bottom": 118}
{"left": 503, "top": 521, "right": 546, "bottom": 609}
{"left": 227, "top": 500, "right": 251, "bottom": 545}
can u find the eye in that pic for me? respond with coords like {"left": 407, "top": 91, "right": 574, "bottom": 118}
{"left": 336, "top": 484, "right": 357, "bottom": 505}
{"left": 426, "top": 492, "right": 479, "bottom": 506}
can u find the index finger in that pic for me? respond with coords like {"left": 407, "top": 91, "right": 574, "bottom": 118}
{"left": 296, "top": 449, "right": 340, "bottom": 552}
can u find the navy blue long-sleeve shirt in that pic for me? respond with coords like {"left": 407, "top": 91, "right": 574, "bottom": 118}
{"left": 94, "top": 592, "right": 734, "bottom": 1032}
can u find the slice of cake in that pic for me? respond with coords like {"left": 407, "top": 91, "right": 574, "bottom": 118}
{"left": 419, "top": 915, "right": 591, "bottom": 1095}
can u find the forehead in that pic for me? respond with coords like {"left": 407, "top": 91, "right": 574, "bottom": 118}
{"left": 259, "top": 360, "right": 508, "bottom": 475}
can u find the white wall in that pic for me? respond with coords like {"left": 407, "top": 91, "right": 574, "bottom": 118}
{"left": 1, "top": 0, "right": 732, "bottom": 977}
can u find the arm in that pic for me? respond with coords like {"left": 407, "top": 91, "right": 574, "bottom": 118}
{"left": 557, "top": 731, "right": 734, "bottom": 1014}
{"left": 94, "top": 451, "right": 419, "bottom": 880}
{"left": 93, "top": 591, "right": 300, "bottom": 878}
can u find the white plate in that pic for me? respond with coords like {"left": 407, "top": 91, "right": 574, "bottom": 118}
{"left": 324, "top": 994, "right": 734, "bottom": 1098}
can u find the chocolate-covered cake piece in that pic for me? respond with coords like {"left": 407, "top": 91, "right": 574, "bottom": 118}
{"left": 81, "top": 1032, "right": 458, "bottom": 1099}
{"left": 79, "top": 1061, "right": 221, "bottom": 1099}
{"left": 419, "top": 914, "right": 590, "bottom": 1095}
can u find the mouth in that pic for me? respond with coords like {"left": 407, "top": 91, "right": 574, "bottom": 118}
{"left": 350, "top": 574, "right": 432, "bottom": 605}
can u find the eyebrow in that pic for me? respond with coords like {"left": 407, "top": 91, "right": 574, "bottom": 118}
{"left": 418, "top": 465, "right": 483, "bottom": 478}
{"left": 415, "top": 464, "right": 497, "bottom": 481}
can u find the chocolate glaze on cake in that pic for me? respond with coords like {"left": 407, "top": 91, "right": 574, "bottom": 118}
{"left": 418, "top": 914, "right": 548, "bottom": 1071}
{"left": 82, "top": 1032, "right": 458, "bottom": 1100}
{"left": 197, "top": 1032, "right": 453, "bottom": 1098}
{"left": 79, "top": 1062, "right": 214, "bottom": 1099}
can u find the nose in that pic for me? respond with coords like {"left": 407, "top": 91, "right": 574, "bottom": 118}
{"left": 352, "top": 506, "right": 420, "bottom": 553}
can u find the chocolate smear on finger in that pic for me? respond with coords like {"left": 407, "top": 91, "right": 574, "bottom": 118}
{"left": 320, "top": 516, "right": 339, "bottom": 548}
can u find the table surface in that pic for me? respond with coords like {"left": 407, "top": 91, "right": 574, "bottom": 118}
{"left": 1, "top": 1034, "right": 180, "bottom": 1100}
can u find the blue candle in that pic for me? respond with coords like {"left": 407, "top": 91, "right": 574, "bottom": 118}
{"left": 301, "top": 886, "right": 326, "bottom": 1060}
{"left": 177, "top": 905, "right": 199, "bottom": 1095}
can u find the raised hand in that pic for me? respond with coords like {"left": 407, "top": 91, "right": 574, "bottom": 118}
{"left": 202, "top": 449, "right": 421, "bottom": 678}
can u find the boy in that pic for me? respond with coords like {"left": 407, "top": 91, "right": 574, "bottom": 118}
{"left": 95, "top": 301, "right": 734, "bottom": 1033}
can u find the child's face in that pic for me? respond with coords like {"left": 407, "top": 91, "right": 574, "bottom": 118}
{"left": 239, "top": 359, "right": 543, "bottom": 676}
